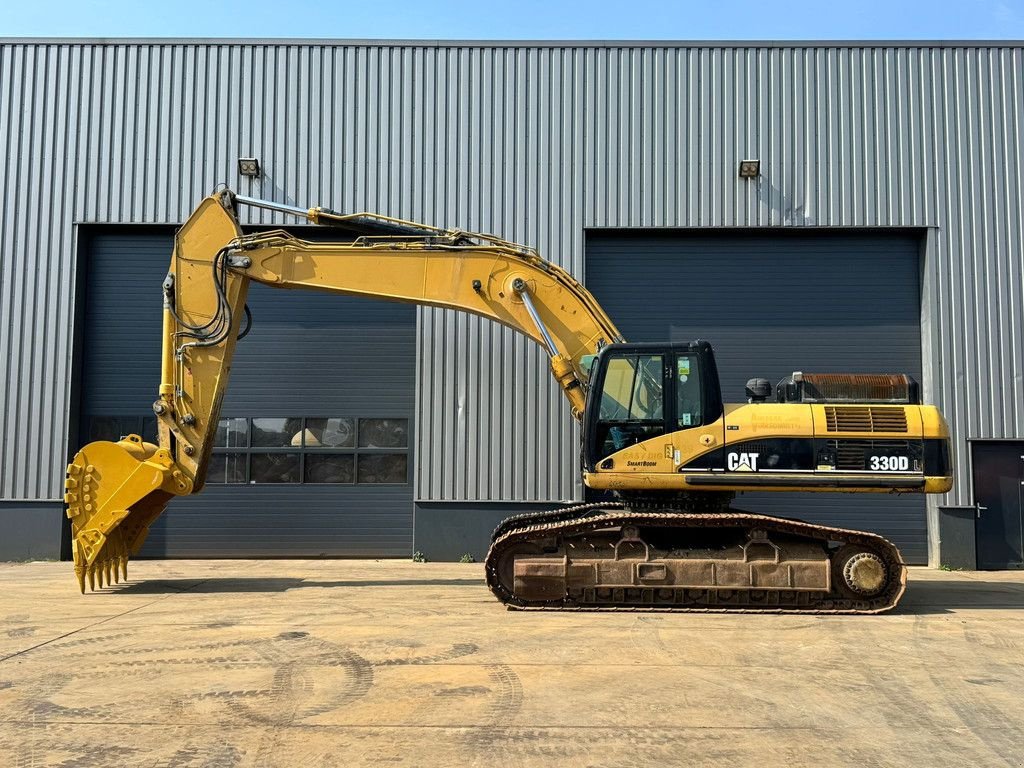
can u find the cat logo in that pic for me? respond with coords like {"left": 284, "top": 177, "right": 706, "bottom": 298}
{"left": 727, "top": 451, "right": 760, "bottom": 472}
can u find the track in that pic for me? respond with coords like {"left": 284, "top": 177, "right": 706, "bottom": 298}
{"left": 485, "top": 504, "right": 907, "bottom": 614}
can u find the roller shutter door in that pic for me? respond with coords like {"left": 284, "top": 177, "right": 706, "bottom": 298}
{"left": 79, "top": 231, "right": 416, "bottom": 557}
{"left": 586, "top": 230, "right": 926, "bottom": 563}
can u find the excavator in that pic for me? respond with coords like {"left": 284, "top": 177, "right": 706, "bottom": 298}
{"left": 64, "top": 189, "right": 953, "bottom": 613}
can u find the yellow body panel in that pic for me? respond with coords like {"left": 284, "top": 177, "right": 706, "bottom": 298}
{"left": 919, "top": 405, "right": 951, "bottom": 439}
{"left": 585, "top": 401, "right": 952, "bottom": 493}
{"left": 673, "top": 417, "right": 725, "bottom": 470}
{"left": 724, "top": 403, "right": 817, "bottom": 447}
{"left": 585, "top": 473, "right": 950, "bottom": 495}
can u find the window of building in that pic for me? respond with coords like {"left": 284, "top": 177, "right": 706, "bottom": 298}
{"left": 87, "top": 416, "right": 158, "bottom": 444}
{"left": 85, "top": 415, "right": 410, "bottom": 485}
{"left": 209, "top": 416, "right": 409, "bottom": 485}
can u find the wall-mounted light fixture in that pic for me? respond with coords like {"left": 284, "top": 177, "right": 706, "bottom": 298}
{"left": 238, "top": 157, "right": 261, "bottom": 177}
{"left": 738, "top": 159, "right": 760, "bottom": 179}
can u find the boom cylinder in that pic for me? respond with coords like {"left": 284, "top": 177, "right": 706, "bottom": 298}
{"left": 159, "top": 275, "right": 175, "bottom": 397}
{"left": 513, "top": 278, "right": 558, "bottom": 354}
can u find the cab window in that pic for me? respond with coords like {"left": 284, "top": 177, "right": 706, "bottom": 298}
{"left": 675, "top": 354, "right": 703, "bottom": 428}
{"left": 595, "top": 354, "right": 666, "bottom": 459}
{"left": 600, "top": 354, "right": 664, "bottom": 420}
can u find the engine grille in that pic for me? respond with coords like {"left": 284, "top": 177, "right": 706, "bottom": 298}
{"left": 826, "top": 439, "right": 918, "bottom": 471}
{"left": 824, "top": 406, "right": 908, "bottom": 433}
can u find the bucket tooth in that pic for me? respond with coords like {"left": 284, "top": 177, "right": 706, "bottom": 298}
{"left": 104, "top": 559, "right": 113, "bottom": 587}
{"left": 88, "top": 566, "right": 96, "bottom": 592}
{"left": 75, "top": 565, "right": 86, "bottom": 594}
{"left": 120, "top": 556, "right": 129, "bottom": 582}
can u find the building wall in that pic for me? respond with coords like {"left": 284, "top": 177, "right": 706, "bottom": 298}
{"left": 1, "top": 41, "right": 1022, "bottom": 561}
{"left": 0, "top": 502, "right": 63, "bottom": 560}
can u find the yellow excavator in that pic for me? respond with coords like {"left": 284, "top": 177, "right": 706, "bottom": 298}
{"left": 64, "top": 189, "right": 953, "bottom": 613}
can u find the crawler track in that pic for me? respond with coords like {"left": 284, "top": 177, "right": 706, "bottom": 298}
{"left": 485, "top": 504, "right": 907, "bottom": 614}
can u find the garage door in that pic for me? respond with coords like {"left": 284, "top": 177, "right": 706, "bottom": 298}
{"left": 79, "top": 231, "right": 416, "bottom": 557}
{"left": 586, "top": 230, "right": 927, "bottom": 563}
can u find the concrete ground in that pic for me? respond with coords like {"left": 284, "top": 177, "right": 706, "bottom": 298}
{"left": 1, "top": 562, "right": 1023, "bottom": 768}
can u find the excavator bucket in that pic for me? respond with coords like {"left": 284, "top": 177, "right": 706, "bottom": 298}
{"left": 65, "top": 435, "right": 192, "bottom": 592}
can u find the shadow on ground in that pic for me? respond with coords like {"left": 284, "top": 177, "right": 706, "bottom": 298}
{"left": 108, "top": 577, "right": 486, "bottom": 594}
{"left": 895, "top": 578, "right": 1024, "bottom": 614}
{"left": 105, "top": 574, "right": 1024, "bottom": 613}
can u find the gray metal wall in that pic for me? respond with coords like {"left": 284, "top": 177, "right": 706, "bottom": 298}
{"left": 1, "top": 41, "right": 1022, "bottom": 557}
{"left": 0, "top": 502, "right": 62, "bottom": 560}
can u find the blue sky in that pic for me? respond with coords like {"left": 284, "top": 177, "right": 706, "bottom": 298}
{"left": 2, "top": 0, "right": 1023, "bottom": 39}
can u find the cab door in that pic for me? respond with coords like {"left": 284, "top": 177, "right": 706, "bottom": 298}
{"left": 587, "top": 351, "right": 673, "bottom": 472}
{"left": 669, "top": 352, "right": 726, "bottom": 472}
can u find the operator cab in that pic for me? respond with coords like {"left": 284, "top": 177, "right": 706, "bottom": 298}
{"left": 582, "top": 341, "right": 724, "bottom": 470}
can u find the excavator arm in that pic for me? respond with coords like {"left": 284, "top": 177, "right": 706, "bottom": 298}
{"left": 65, "top": 190, "right": 622, "bottom": 591}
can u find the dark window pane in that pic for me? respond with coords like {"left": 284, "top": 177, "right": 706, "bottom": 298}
{"left": 675, "top": 355, "right": 704, "bottom": 429}
{"left": 89, "top": 416, "right": 140, "bottom": 442}
{"left": 304, "top": 418, "right": 355, "bottom": 448}
{"left": 141, "top": 416, "right": 158, "bottom": 444}
{"left": 250, "top": 453, "right": 300, "bottom": 483}
{"left": 357, "top": 454, "right": 408, "bottom": 484}
{"left": 251, "top": 418, "right": 303, "bottom": 448}
{"left": 207, "top": 453, "right": 246, "bottom": 484}
{"left": 304, "top": 454, "right": 355, "bottom": 483}
{"left": 358, "top": 418, "right": 409, "bottom": 448}
{"left": 600, "top": 354, "right": 664, "bottom": 421}
{"left": 215, "top": 417, "right": 248, "bottom": 448}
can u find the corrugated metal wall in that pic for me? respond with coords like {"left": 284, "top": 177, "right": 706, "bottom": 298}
{"left": 1, "top": 41, "right": 1022, "bottom": 519}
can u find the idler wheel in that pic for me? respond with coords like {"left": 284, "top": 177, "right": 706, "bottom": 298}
{"left": 841, "top": 552, "right": 887, "bottom": 596}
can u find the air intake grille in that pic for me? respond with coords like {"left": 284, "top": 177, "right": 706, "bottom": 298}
{"left": 826, "top": 439, "right": 918, "bottom": 471}
{"left": 824, "top": 406, "right": 908, "bottom": 433}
